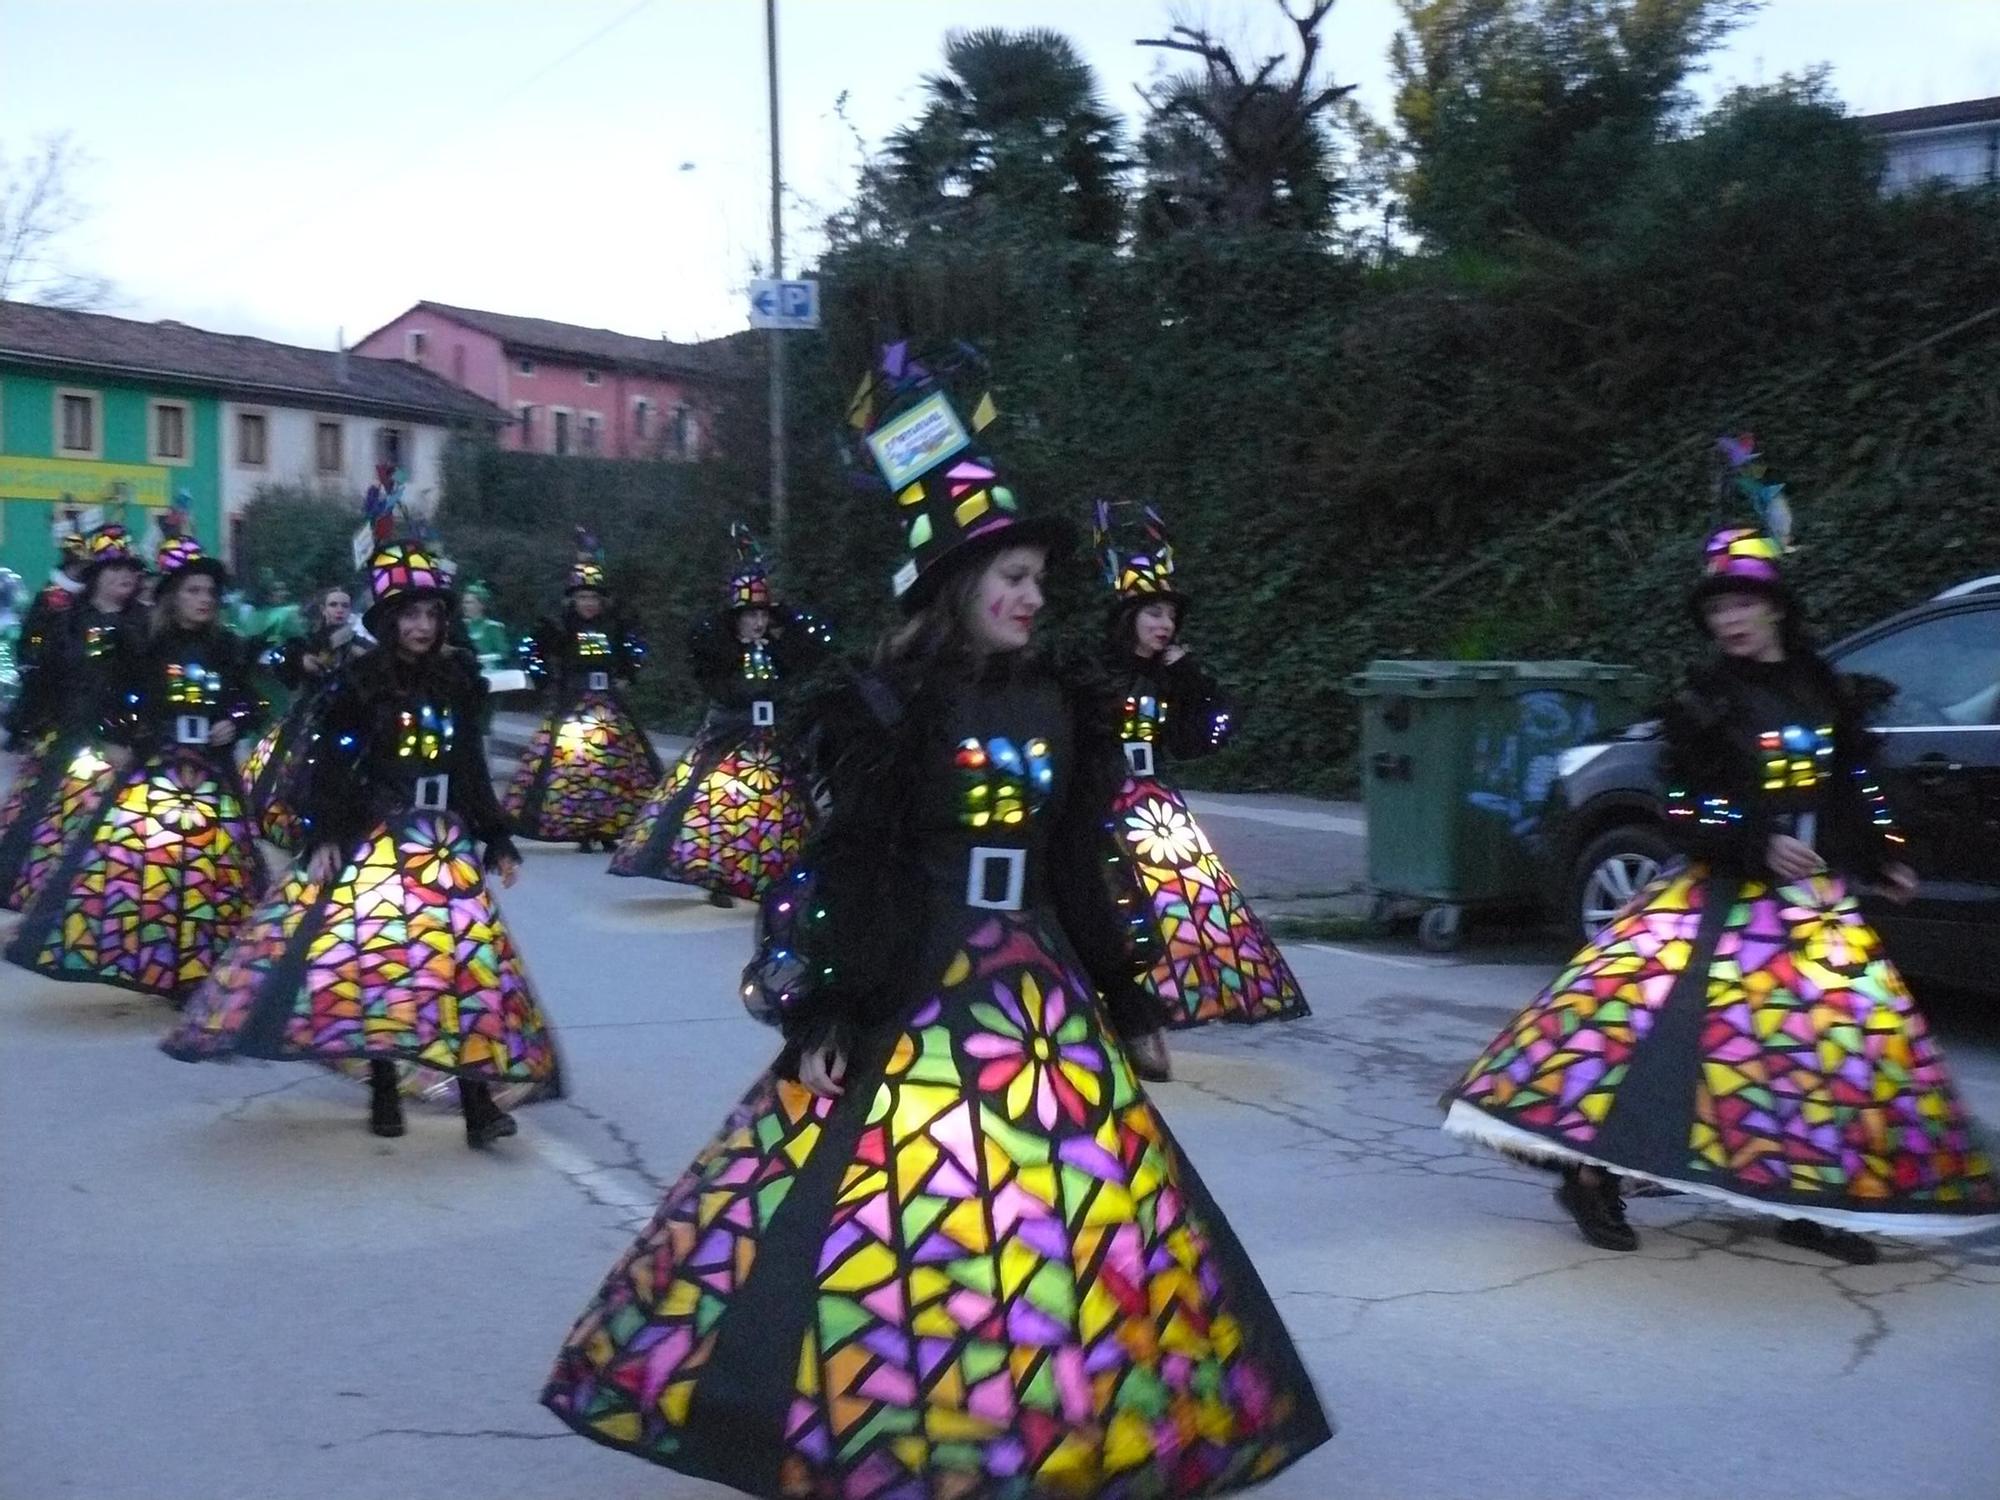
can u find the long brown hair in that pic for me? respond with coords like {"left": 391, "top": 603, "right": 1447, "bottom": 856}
{"left": 874, "top": 563, "right": 984, "bottom": 683}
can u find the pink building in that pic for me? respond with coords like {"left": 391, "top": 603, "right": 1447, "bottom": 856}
{"left": 353, "top": 300, "right": 749, "bottom": 460}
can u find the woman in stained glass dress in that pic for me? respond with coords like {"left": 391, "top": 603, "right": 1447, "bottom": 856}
{"left": 240, "top": 583, "right": 367, "bottom": 850}
{"left": 543, "top": 361, "right": 1331, "bottom": 1499}
{"left": 1094, "top": 503, "right": 1307, "bottom": 1031}
{"left": 5, "top": 519, "right": 90, "bottom": 751}
{"left": 165, "top": 539, "right": 562, "bottom": 1146}
{"left": 503, "top": 529, "right": 662, "bottom": 853}
{"left": 1442, "top": 525, "right": 2000, "bottom": 1262}
{"left": 7, "top": 515, "right": 266, "bottom": 1004}
{"left": 0, "top": 521, "right": 148, "bottom": 912}
{"left": 610, "top": 524, "right": 827, "bottom": 908}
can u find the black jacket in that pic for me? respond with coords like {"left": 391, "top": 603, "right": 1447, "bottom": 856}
{"left": 688, "top": 606, "right": 830, "bottom": 713}
{"left": 767, "top": 648, "right": 1160, "bottom": 1058}
{"left": 6, "top": 578, "right": 88, "bottom": 740}
{"left": 1106, "top": 649, "right": 1235, "bottom": 763}
{"left": 264, "top": 623, "right": 366, "bottom": 693}
{"left": 108, "top": 624, "right": 265, "bottom": 755}
{"left": 521, "top": 607, "right": 644, "bottom": 698}
{"left": 299, "top": 645, "right": 516, "bottom": 867}
{"left": 1661, "top": 652, "right": 1902, "bottom": 882}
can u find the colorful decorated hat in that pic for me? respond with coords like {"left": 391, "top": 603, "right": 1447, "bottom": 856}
{"left": 362, "top": 540, "right": 454, "bottom": 634}
{"left": 727, "top": 522, "right": 773, "bottom": 610}
{"left": 1093, "top": 500, "right": 1184, "bottom": 608}
{"left": 56, "top": 505, "right": 89, "bottom": 562}
{"left": 153, "top": 502, "right": 229, "bottom": 589}
{"left": 845, "top": 340, "right": 1068, "bottom": 613}
{"left": 1694, "top": 525, "right": 1789, "bottom": 601}
{"left": 80, "top": 519, "right": 143, "bottom": 579}
{"left": 1694, "top": 434, "right": 1797, "bottom": 612}
{"left": 566, "top": 527, "right": 607, "bottom": 595}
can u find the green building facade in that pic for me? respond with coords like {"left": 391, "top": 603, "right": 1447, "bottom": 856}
{"left": 0, "top": 368, "right": 224, "bottom": 584}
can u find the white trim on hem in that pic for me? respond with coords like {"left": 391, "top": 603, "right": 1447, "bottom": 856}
{"left": 1441, "top": 1101, "right": 2000, "bottom": 1240}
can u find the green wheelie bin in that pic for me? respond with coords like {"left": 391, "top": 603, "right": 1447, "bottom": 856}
{"left": 1348, "top": 660, "right": 1649, "bottom": 949}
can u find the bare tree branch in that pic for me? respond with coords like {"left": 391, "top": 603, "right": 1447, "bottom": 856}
{"left": 0, "top": 133, "right": 114, "bottom": 308}
{"left": 1136, "top": 0, "right": 1356, "bottom": 234}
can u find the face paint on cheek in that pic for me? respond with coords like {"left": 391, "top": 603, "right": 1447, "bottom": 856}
{"left": 988, "top": 593, "right": 1007, "bottom": 620}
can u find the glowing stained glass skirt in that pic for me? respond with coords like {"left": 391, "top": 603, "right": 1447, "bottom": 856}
{"left": 1443, "top": 865, "right": 2000, "bottom": 1235}
{"left": 608, "top": 727, "right": 811, "bottom": 899}
{"left": 542, "top": 911, "right": 1332, "bottom": 1499}
{"left": 504, "top": 690, "right": 662, "bottom": 843}
{"left": 6, "top": 748, "right": 266, "bottom": 1001}
{"left": 164, "top": 808, "right": 561, "bottom": 1094}
{"left": 240, "top": 706, "right": 312, "bottom": 850}
{"left": 1112, "top": 777, "right": 1308, "bottom": 1029}
{"left": 0, "top": 734, "right": 118, "bottom": 911}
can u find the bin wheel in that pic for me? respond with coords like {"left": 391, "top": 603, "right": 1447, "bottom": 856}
{"left": 1417, "top": 904, "right": 1464, "bottom": 953}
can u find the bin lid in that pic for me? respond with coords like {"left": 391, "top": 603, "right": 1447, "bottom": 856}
{"left": 1347, "top": 659, "right": 1645, "bottom": 698}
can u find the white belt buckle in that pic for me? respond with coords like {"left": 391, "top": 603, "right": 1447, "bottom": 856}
{"left": 587, "top": 670, "right": 611, "bottom": 692}
{"left": 751, "top": 699, "right": 776, "bottom": 728}
{"left": 965, "top": 846, "right": 1027, "bottom": 911}
{"left": 175, "top": 715, "right": 210, "bottom": 746}
{"left": 1124, "top": 741, "right": 1155, "bottom": 777}
{"left": 413, "top": 773, "right": 450, "bottom": 811}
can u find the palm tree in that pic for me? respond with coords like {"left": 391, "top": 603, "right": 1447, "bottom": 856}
{"left": 880, "top": 28, "right": 1126, "bottom": 245}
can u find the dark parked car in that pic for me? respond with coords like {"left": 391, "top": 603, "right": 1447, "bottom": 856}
{"left": 1536, "top": 576, "right": 2000, "bottom": 993}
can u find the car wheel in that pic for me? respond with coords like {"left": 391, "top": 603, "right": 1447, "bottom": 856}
{"left": 1572, "top": 825, "right": 1673, "bottom": 939}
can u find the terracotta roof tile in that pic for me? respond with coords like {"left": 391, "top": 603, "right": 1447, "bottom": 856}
{"left": 411, "top": 300, "right": 754, "bottom": 380}
{"left": 0, "top": 300, "right": 505, "bottom": 423}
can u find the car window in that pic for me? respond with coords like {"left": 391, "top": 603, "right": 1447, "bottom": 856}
{"left": 1835, "top": 607, "right": 2000, "bottom": 727}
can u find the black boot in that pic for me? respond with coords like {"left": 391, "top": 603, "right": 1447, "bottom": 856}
{"left": 707, "top": 889, "right": 735, "bottom": 909}
{"left": 368, "top": 1059, "right": 406, "bottom": 1139}
{"left": 1777, "top": 1219, "right": 1878, "bottom": 1265}
{"left": 460, "top": 1080, "right": 517, "bottom": 1149}
{"left": 1556, "top": 1166, "right": 1637, "bottom": 1251}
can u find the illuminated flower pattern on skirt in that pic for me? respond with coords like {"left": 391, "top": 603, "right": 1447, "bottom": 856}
{"left": 609, "top": 726, "right": 811, "bottom": 899}
{"left": 1443, "top": 865, "right": 2000, "bottom": 1235}
{"left": 1111, "top": 777, "right": 1307, "bottom": 1029}
{"left": 164, "top": 808, "right": 562, "bottom": 1093}
{"left": 542, "top": 911, "right": 1331, "bottom": 1498}
{"left": 240, "top": 707, "right": 315, "bottom": 850}
{"left": 0, "top": 734, "right": 118, "bottom": 910}
{"left": 6, "top": 748, "right": 266, "bottom": 1001}
{"left": 504, "top": 690, "right": 662, "bottom": 843}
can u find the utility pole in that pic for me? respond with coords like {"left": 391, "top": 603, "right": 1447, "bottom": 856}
{"left": 765, "top": 0, "right": 786, "bottom": 560}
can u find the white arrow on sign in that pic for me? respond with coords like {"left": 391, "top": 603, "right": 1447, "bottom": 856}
{"left": 749, "top": 277, "right": 820, "bottom": 330}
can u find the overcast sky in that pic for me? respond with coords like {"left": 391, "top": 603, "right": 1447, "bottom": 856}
{"left": 4, "top": 0, "right": 1997, "bottom": 351}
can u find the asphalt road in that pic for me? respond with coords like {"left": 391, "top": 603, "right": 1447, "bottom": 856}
{"left": 1, "top": 753, "right": 1995, "bottom": 1500}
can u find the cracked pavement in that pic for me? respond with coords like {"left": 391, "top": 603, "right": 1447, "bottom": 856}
{"left": 1, "top": 801, "right": 1995, "bottom": 1500}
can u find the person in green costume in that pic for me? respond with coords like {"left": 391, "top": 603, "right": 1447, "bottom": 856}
{"left": 459, "top": 580, "right": 513, "bottom": 673}
{"left": 237, "top": 569, "right": 307, "bottom": 654}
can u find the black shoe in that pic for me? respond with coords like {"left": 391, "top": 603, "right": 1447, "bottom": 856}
{"left": 1556, "top": 1168, "right": 1638, "bottom": 1251}
{"left": 1126, "top": 1031, "right": 1172, "bottom": 1083}
{"left": 1777, "top": 1219, "right": 1878, "bottom": 1265}
{"left": 466, "top": 1112, "right": 518, "bottom": 1149}
{"left": 707, "top": 890, "right": 735, "bottom": 909}
{"left": 460, "top": 1081, "right": 516, "bottom": 1149}
{"left": 367, "top": 1060, "right": 405, "bottom": 1139}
